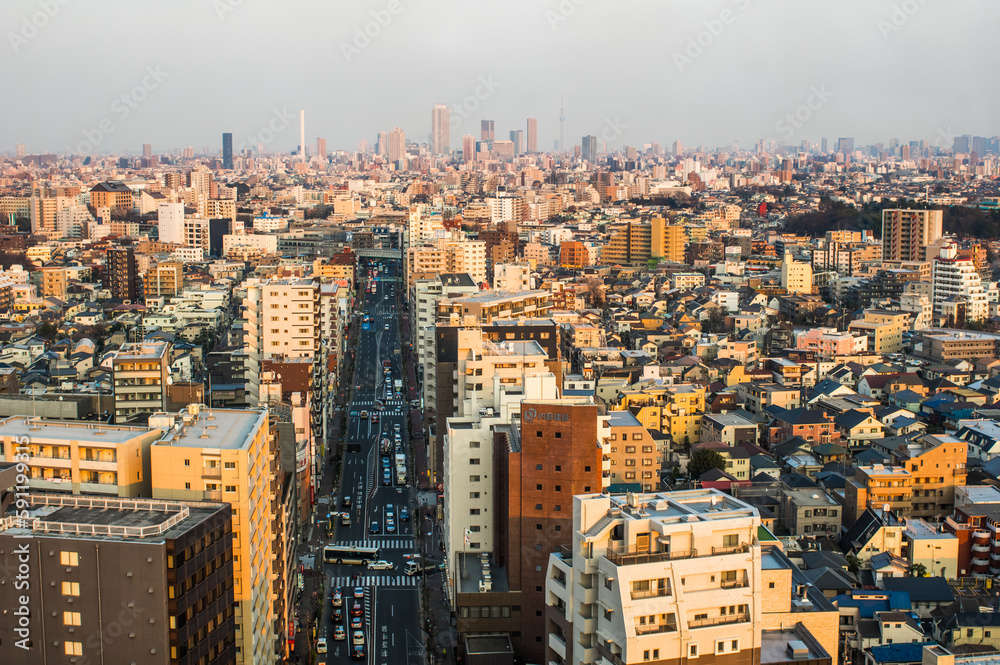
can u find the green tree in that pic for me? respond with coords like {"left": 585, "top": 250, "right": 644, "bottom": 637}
{"left": 910, "top": 563, "right": 927, "bottom": 577}
{"left": 36, "top": 322, "right": 57, "bottom": 340}
{"left": 688, "top": 449, "right": 726, "bottom": 479}
{"left": 847, "top": 555, "right": 860, "bottom": 573}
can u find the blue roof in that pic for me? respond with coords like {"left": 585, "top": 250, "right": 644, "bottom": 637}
{"left": 867, "top": 642, "right": 937, "bottom": 664}
{"left": 832, "top": 591, "right": 911, "bottom": 617}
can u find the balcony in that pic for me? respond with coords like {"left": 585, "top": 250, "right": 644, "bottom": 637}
{"left": 712, "top": 543, "right": 751, "bottom": 556}
{"left": 688, "top": 613, "right": 750, "bottom": 629}
{"left": 548, "top": 632, "right": 567, "bottom": 660}
{"left": 721, "top": 575, "right": 750, "bottom": 590}
{"left": 635, "top": 622, "right": 678, "bottom": 635}
{"left": 972, "top": 544, "right": 990, "bottom": 554}
{"left": 630, "top": 586, "right": 672, "bottom": 601}
{"left": 605, "top": 548, "right": 696, "bottom": 567}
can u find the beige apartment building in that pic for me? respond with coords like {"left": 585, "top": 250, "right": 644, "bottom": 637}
{"left": 405, "top": 236, "right": 487, "bottom": 287}
{"left": 436, "top": 290, "right": 552, "bottom": 324}
{"left": 40, "top": 266, "right": 68, "bottom": 298}
{"left": 545, "top": 490, "right": 838, "bottom": 665}
{"left": 847, "top": 309, "right": 908, "bottom": 354}
{"left": 0, "top": 416, "right": 161, "bottom": 496}
{"left": 150, "top": 405, "right": 280, "bottom": 665}
{"left": 603, "top": 217, "right": 685, "bottom": 266}
{"left": 145, "top": 260, "right": 184, "bottom": 298}
{"left": 112, "top": 341, "right": 170, "bottom": 420}
{"left": 881, "top": 208, "right": 943, "bottom": 262}
{"left": 604, "top": 410, "right": 661, "bottom": 490}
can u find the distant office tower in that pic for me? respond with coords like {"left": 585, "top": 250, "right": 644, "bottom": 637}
{"left": 837, "top": 136, "right": 855, "bottom": 154}
{"left": 881, "top": 209, "right": 943, "bottom": 262}
{"left": 299, "top": 109, "right": 306, "bottom": 161}
{"left": 143, "top": 143, "right": 152, "bottom": 158}
{"left": 358, "top": 138, "right": 369, "bottom": 154}
{"left": 821, "top": 137, "right": 828, "bottom": 153}
{"left": 526, "top": 118, "right": 537, "bottom": 153}
{"left": 954, "top": 135, "right": 971, "bottom": 154}
{"left": 377, "top": 131, "right": 388, "bottom": 156}
{"left": 510, "top": 129, "right": 523, "bottom": 155}
{"left": 158, "top": 201, "right": 185, "bottom": 245}
{"left": 432, "top": 104, "right": 450, "bottom": 154}
{"left": 582, "top": 135, "right": 598, "bottom": 163}
{"left": 387, "top": 127, "right": 406, "bottom": 163}
{"left": 901, "top": 145, "right": 911, "bottom": 160}
{"left": 14, "top": 143, "right": 25, "bottom": 157}
{"left": 481, "top": 119, "right": 494, "bottom": 142}
{"left": 317, "top": 137, "right": 327, "bottom": 159}
{"left": 463, "top": 134, "right": 475, "bottom": 162}
{"left": 222, "top": 132, "right": 233, "bottom": 169}
{"left": 107, "top": 246, "right": 141, "bottom": 302}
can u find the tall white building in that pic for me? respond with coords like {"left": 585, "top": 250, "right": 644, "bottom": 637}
{"left": 157, "top": 201, "right": 185, "bottom": 244}
{"left": 932, "top": 243, "right": 988, "bottom": 323}
{"left": 432, "top": 104, "right": 450, "bottom": 155}
{"left": 545, "top": 490, "right": 839, "bottom": 665}
{"left": 493, "top": 262, "right": 531, "bottom": 292}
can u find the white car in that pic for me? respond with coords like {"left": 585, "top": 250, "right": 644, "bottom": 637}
{"left": 317, "top": 638, "right": 328, "bottom": 654}
{"left": 367, "top": 560, "right": 394, "bottom": 570}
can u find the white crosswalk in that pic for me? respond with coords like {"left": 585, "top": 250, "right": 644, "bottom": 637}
{"left": 352, "top": 399, "right": 407, "bottom": 407}
{"left": 337, "top": 538, "right": 415, "bottom": 550}
{"left": 330, "top": 574, "right": 417, "bottom": 588}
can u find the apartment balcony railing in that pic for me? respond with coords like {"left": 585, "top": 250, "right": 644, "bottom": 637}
{"left": 605, "top": 548, "right": 696, "bottom": 567}
{"left": 720, "top": 576, "right": 750, "bottom": 590}
{"left": 688, "top": 613, "right": 750, "bottom": 629}
{"left": 634, "top": 623, "right": 678, "bottom": 635}
{"left": 712, "top": 543, "right": 751, "bottom": 556}
{"left": 630, "top": 586, "right": 672, "bottom": 600}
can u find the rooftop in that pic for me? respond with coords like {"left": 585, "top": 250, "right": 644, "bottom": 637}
{"left": 457, "top": 552, "right": 509, "bottom": 594}
{"left": 150, "top": 406, "right": 267, "bottom": 450}
{"left": 114, "top": 341, "right": 168, "bottom": 361}
{"left": 0, "top": 416, "right": 157, "bottom": 444}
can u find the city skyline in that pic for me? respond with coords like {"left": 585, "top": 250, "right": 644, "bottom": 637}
{"left": 3, "top": 0, "right": 999, "bottom": 154}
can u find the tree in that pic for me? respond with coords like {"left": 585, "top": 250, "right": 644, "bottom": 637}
{"left": 910, "top": 563, "right": 927, "bottom": 577}
{"left": 688, "top": 449, "right": 726, "bottom": 479}
{"left": 847, "top": 555, "right": 860, "bottom": 573}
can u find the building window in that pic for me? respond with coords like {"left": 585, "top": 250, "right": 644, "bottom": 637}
{"left": 60, "top": 551, "right": 79, "bottom": 566}
{"left": 64, "top": 642, "right": 83, "bottom": 656}
{"left": 555, "top": 432, "right": 561, "bottom": 439}
{"left": 470, "top": 509, "right": 480, "bottom": 515}
{"left": 470, "top": 475, "right": 480, "bottom": 482}
{"left": 470, "top": 526, "right": 480, "bottom": 532}
{"left": 63, "top": 611, "right": 81, "bottom": 626}
{"left": 689, "top": 645, "right": 699, "bottom": 658}
{"left": 536, "top": 484, "right": 543, "bottom": 491}
{"left": 537, "top": 431, "right": 543, "bottom": 438}
{"left": 555, "top": 466, "right": 561, "bottom": 472}
{"left": 536, "top": 464, "right": 543, "bottom": 470}
{"left": 62, "top": 581, "right": 80, "bottom": 596}
{"left": 535, "top": 504, "right": 542, "bottom": 510}
{"left": 469, "top": 458, "right": 480, "bottom": 465}
{"left": 470, "top": 492, "right": 480, "bottom": 499}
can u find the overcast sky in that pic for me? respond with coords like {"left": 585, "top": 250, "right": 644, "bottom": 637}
{"left": 3, "top": 0, "right": 997, "bottom": 156}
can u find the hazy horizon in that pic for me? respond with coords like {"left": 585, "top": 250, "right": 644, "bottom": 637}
{"left": 4, "top": 0, "right": 998, "bottom": 156}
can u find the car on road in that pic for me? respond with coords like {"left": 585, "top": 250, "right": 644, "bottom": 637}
{"left": 370, "top": 521, "right": 380, "bottom": 534}
{"left": 350, "top": 616, "right": 362, "bottom": 631}
{"left": 350, "top": 602, "right": 362, "bottom": 617}
{"left": 367, "top": 560, "right": 393, "bottom": 570}
{"left": 386, "top": 519, "right": 396, "bottom": 533}
{"left": 341, "top": 512, "right": 351, "bottom": 526}
{"left": 400, "top": 507, "right": 410, "bottom": 522}
{"left": 333, "top": 625, "right": 345, "bottom": 641}
{"left": 333, "top": 607, "right": 343, "bottom": 622}
{"left": 317, "top": 638, "right": 327, "bottom": 654}
{"left": 332, "top": 588, "right": 342, "bottom": 606}
{"left": 353, "top": 586, "right": 364, "bottom": 599}
{"left": 351, "top": 644, "right": 365, "bottom": 660}
{"left": 395, "top": 406, "right": 403, "bottom": 413}
{"left": 342, "top": 496, "right": 352, "bottom": 508}
{"left": 382, "top": 470, "right": 391, "bottom": 486}
{"left": 394, "top": 423, "right": 400, "bottom": 432}
{"left": 352, "top": 630, "right": 365, "bottom": 646}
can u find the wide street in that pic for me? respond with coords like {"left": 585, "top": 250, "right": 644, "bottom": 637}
{"left": 319, "top": 258, "right": 425, "bottom": 665}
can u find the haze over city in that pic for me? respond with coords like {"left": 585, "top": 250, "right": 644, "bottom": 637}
{"left": 4, "top": 0, "right": 1000, "bottom": 154}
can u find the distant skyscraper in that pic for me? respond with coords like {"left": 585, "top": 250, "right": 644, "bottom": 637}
{"left": 953, "top": 135, "right": 971, "bottom": 154}
{"left": 357, "top": 138, "right": 369, "bottom": 154}
{"left": 317, "top": 137, "right": 327, "bottom": 159}
{"left": 222, "top": 133, "right": 233, "bottom": 169}
{"left": 377, "top": 132, "right": 388, "bottom": 156}
{"left": 143, "top": 143, "right": 152, "bottom": 159}
{"left": 821, "top": 137, "right": 828, "bottom": 154}
{"left": 526, "top": 118, "right": 537, "bottom": 153}
{"left": 673, "top": 140, "right": 683, "bottom": 157}
{"left": 14, "top": 143, "right": 25, "bottom": 158}
{"left": 481, "top": 120, "right": 494, "bottom": 143}
{"left": 582, "top": 135, "right": 598, "bottom": 163}
{"left": 463, "top": 134, "right": 475, "bottom": 162}
{"left": 510, "top": 129, "right": 523, "bottom": 155}
{"left": 837, "top": 137, "right": 855, "bottom": 154}
{"left": 432, "top": 104, "right": 450, "bottom": 155}
{"left": 387, "top": 127, "right": 406, "bottom": 163}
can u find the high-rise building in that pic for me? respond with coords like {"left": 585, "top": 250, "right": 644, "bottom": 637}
{"left": 932, "top": 243, "right": 988, "bottom": 324}
{"left": 821, "top": 137, "right": 828, "bottom": 153}
{"left": 14, "top": 143, "right": 25, "bottom": 157}
{"left": 158, "top": 201, "right": 185, "bottom": 245}
{"left": 112, "top": 341, "right": 170, "bottom": 420}
{"left": 0, "top": 492, "right": 237, "bottom": 665}
{"left": 954, "top": 134, "right": 971, "bottom": 154}
{"left": 881, "top": 209, "right": 943, "bottom": 262}
{"left": 481, "top": 119, "right": 495, "bottom": 142}
{"left": 780, "top": 251, "right": 813, "bottom": 294}
{"left": 317, "top": 137, "right": 327, "bottom": 159}
{"left": 150, "top": 405, "right": 281, "bottom": 665}
{"left": 582, "top": 135, "right": 598, "bottom": 163}
{"left": 604, "top": 217, "right": 683, "bottom": 266}
{"left": 222, "top": 132, "right": 233, "bottom": 169}
{"left": 387, "top": 127, "right": 406, "bottom": 163}
{"left": 462, "top": 134, "right": 475, "bottom": 162}
{"left": 432, "top": 104, "right": 450, "bottom": 154}
{"left": 526, "top": 118, "right": 538, "bottom": 153}
{"left": 545, "top": 490, "right": 839, "bottom": 665}
{"left": 146, "top": 260, "right": 184, "bottom": 298}
{"left": 107, "top": 246, "right": 141, "bottom": 302}
{"left": 143, "top": 142, "right": 152, "bottom": 158}
{"left": 673, "top": 140, "right": 683, "bottom": 156}
{"left": 837, "top": 136, "right": 855, "bottom": 154}
{"left": 377, "top": 131, "right": 388, "bottom": 156}
{"left": 510, "top": 129, "right": 524, "bottom": 155}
